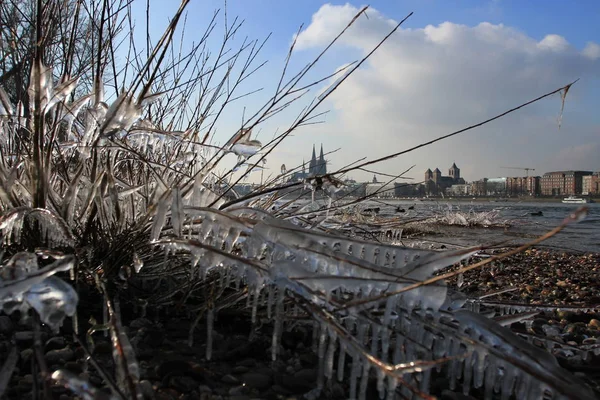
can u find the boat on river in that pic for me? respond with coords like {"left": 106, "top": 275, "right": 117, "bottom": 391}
{"left": 562, "top": 196, "right": 591, "bottom": 204}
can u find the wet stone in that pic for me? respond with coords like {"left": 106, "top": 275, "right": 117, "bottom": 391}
{"left": 221, "top": 374, "right": 239, "bottom": 384}
{"left": 241, "top": 372, "right": 271, "bottom": 390}
{"left": 45, "top": 347, "right": 75, "bottom": 364}
{"left": 156, "top": 360, "right": 191, "bottom": 379}
{"left": 92, "top": 341, "right": 112, "bottom": 355}
{"left": 18, "top": 374, "right": 34, "bottom": 391}
{"left": 45, "top": 336, "right": 66, "bottom": 352}
{"left": 64, "top": 361, "right": 83, "bottom": 374}
{"left": 232, "top": 366, "right": 250, "bottom": 374}
{"left": 170, "top": 376, "right": 200, "bottom": 393}
{"left": 0, "top": 316, "right": 14, "bottom": 335}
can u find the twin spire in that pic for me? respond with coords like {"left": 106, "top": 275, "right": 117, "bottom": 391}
{"left": 308, "top": 144, "right": 327, "bottom": 176}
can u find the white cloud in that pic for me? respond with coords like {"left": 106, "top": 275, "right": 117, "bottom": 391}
{"left": 288, "top": 4, "right": 600, "bottom": 182}
{"left": 583, "top": 42, "right": 600, "bottom": 60}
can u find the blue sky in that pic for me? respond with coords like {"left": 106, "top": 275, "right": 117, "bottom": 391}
{"left": 133, "top": 1, "right": 600, "bottom": 182}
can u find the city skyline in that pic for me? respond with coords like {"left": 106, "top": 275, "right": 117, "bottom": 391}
{"left": 137, "top": 1, "right": 599, "bottom": 183}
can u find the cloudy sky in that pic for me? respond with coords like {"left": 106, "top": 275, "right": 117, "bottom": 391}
{"left": 139, "top": 1, "right": 600, "bottom": 183}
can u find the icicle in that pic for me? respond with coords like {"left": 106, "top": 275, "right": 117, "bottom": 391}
{"left": 312, "top": 320, "right": 320, "bottom": 353}
{"left": 271, "top": 288, "right": 285, "bottom": 361}
{"left": 171, "top": 188, "right": 183, "bottom": 237}
{"left": 317, "top": 324, "right": 328, "bottom": 389}
{"left": 385, "top": 376, "right": 397, "bottom": 400}
{"left": 251, "top": 287, "right": 260, "bottom": 324}
{"left": 376, "top": 368, "right": 386, "bottom": 399}
{"left": 151, "top": 197, "right": 169, "bottom": 240}
{"left": 501, "top": 366, "right": 516, "bottom": 400}
{"left": 324, "top": 330, "right": 337, "bottom": 381}
{"left": 358, "top": 363, "right": 370, "bottom": 400}
{"left": 206, "top": 308, "right": 214, "bottom": 361}
{"left": 103, "top": 301, "right": 108, "bottom": 338}
{"left": 349, "top": 352, "right": 361, "bottom": 400}
{"left": 484, "top": 357, "right": 496, "bottom": 399}
{"left": 462, "top": 351, "right": 474, "bottom": 395}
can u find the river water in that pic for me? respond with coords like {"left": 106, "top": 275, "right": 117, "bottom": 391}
{"left": 366, "top": 199, "right": 600, "bottom": 253}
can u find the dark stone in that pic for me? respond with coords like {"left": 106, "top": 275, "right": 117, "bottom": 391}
{"left": 143, "top": 329, "right": 165, "bottom": 347}
{"left": 156, "top": 359, "right": 191, "bottom": 379}
{"left": 93, "top": 341, "right": 112, "bottom": 355}
{"left": 241, "top": 372, "right": 271, "bottom": 390}
{"left": 130, "top": 318, "right": 154, "bottom": 330}
{"left": 0, "top": 316, "right": 14, "bottom": 335}
{"left": 45, "top": 336, "right": 66, "bottom": 352}
{"left": 237, "top": 358, "right": 256, "bottom": 368}
{"left": 45, "top": 347, "right": 75, "bottom": 364}
{"left": 298, "top": 353, "right": 319, "bottom": 367}
{"left": 232, "top": 366, "right": 250, "bottom": 374}
{"left": 64, "top": 361, "right": 83, "bottom": 374}
{"left": 221, "top": 374, "right": 239, "bottom": 384}
{"left": 170, "top": 376, "right": 200, "bottom": 393}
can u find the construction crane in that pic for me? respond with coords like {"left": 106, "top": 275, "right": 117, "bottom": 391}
{"left": 500, "top": 166, "right": 535, "bottom": 177}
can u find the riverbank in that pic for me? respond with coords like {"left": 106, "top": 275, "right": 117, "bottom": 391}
{"left": 2, "top": 247, "right": 598, "bottom": 400}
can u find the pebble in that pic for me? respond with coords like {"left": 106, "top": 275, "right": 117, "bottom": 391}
{"left": 0, "top": 316, "right": 14, "bottom": 335}
{"left": 221, "top": 374, "right": 239, "bottom": 384}
{"left": 45, "top": 337, "right": 66, "bottom": 352}
{"left": 156, "top": 360, "right": 191, "bottom": 379}
{"left": 45, "top": 347, "right": 75, "bottom": 364}
{"left": 170, "top": 376, "right": 200, "bottom": 393}
{"left": 232, "top": 366, "right": 249, "bottom": 374}
{"left": 241, "top": 372, "right": 271, "bottom": 390}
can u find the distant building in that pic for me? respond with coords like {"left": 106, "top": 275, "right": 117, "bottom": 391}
{"left": 448, "top": 184, "right": 471, "bottom": 196}
{"left": 506, "top": 176, "right": 541, "bottom": 196}
{"left": 395, "top": 182, "right": 421, "bottom": 197}
{"left": 582, "top": 173, "right": 600, "bottom": 195}
{"left": 540, "top": 171, "right": 592, "bottom": 196}
{"left": 471, "top": 179, "right": 488, "bottom": 196}
{"left": 424, "top": 163, "right": 465, "bottom": 195}
{"left": 366, "top": 182, "right": 395, "bottom": 198}
{"left": 486, "top": 178, "right": 507, "bottom": 196}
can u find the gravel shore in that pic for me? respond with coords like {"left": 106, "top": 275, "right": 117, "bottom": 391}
{"left": 1, "top": 247, "right": 598, "bottom": 399}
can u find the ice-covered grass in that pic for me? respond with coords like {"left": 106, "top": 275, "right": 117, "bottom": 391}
{"left": 0, "top": 1, "right": 592, "bottom": 399}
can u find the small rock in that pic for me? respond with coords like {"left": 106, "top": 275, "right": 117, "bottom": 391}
{"left": 156, "top": 360, "right": 190, "bottom": 379}
{"left": 232, "top": 366, "right": 249, "bottom": 374}
{"left": 221, "top": 374, "right": 239, "bottom": 385}
{"left": 298, "top": 353, "right": 318, "bottom": 367}
{"left": 170, "top": 376, "right": 200, "bottom": 393}
{"left": 0, "top": 316, "right": 14, "bottom": 335}
{"left": 45, "top": 337, "right": 67, "bottom": 352}
{"left": 93, "top": 341, "right": 112, "bottom": 355}
{"left": 45, "top": 347, "right": 75, "bottom": 364}
{"left": 236, "top": 359, "right": 256, "bottom": 368}
{"left": 241, "top": 372, "right": 271, "bottom": 390}
{"left": 294, "top": 368, "right": 317, "bottom": 383}
{"left": 272, "top": 384, "right": 291, "bottom": 395}
{"left": 139, "top": 380, "right": 155, "bottom": 399}
{"left": 228, "top": 385, "right": 246, "bottom": 396}
{"left": 143, "top": 329, "right": 165, "bottom": 347}
{"left": 18, "top": 374, "right": 34, "bottom": 391}
{"left": 130, "top": 318, "right": 154, "bottom": 330}
{"left": 64, "top": 361, "right": 83, "bottom": 374}
{"left": 198, "top": 385, "right": 212, "bottom": 394}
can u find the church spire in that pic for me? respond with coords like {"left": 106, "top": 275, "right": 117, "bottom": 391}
{"left": 309, "top": 144, "right": 317, "bottom": 176}
{"left": 317, "top": 144, "right": 326, "bottom": 175}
